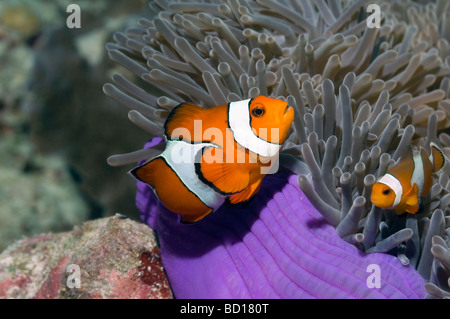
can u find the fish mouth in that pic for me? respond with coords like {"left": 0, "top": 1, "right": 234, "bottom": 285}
{"left": 284, "top": 105, "right": 292, "bottom": 115}
{"left": 283, "top": 106, "right": 294, "bottom": 124}
{"left": 370, "top": 196, "right": 386, "bottom": 209}
{"left": 279, "top": 106, "right": 294, "bottom": 142}
{"left": 370, "top": 197, "right": 379, "bottom": 207}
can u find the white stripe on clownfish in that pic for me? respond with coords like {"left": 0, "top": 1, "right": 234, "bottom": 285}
{"left": 228, "top": 99, "right": 282, "bottom": 158}
{"left": 160, "top": 140, "right": 226, "bottom": 211}
{"left": 411, "top": 150, "right": 425, "bottom": 196}
{"left": 377, "top": 173, "right": 403, "bottom": 208}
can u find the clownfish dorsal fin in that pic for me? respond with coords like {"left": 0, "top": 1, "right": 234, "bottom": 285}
{"left": 429, "top": 142, "right": 446, "bottom": 172}
{"left": 197, "top": 147, "right": 250, "bottom": 195}
{"left": 164, "top": 102, "right": 206, "bottom": 142}
{"left": 392, "top": 145, "right": 414, "bottom": 168}
{"left": 402, "top": 145, "right": 414, "bottom": 161}
{"left": 403, "top": 183, "right": 419, "bottom": 214}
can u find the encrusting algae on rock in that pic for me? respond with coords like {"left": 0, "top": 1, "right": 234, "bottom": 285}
{"left": 105, "top": 0, "right": 450, "bottom": 298}
{"left": 0, "top": 215, "right": 173, "bottom": 299}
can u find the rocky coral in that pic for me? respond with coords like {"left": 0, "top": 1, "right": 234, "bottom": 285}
{"left": 0, "top": 215, "right": 172, "bottom": 299}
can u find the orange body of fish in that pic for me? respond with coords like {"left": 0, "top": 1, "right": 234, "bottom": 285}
{"left": 131, "top": 96, "right": 294, "bottom": 223}
{"left": 370, "top": 143, "right": 446, "bottom": 215}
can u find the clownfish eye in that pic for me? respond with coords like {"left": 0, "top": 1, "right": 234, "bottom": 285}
{"left": 252, "top": 107, "right": 265, "bottom": 117}
{"left": 382, "top": 189, "right": 390, "bottom": 195}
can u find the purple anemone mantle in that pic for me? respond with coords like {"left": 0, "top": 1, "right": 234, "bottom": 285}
{"left": 136, "top": 138, "right": 426, "bottom": 299}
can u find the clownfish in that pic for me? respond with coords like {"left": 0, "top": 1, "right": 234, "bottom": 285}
{"left": 131, "top": 96, "right": 294, "bottom": 223}
{"left": 370, "top": 143, "right": 446, "bottom": 215}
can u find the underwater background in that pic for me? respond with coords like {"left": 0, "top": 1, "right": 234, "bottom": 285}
{"left": 0, "top": 0, "right": 152, "bottom": 251}
{"left": 0, "top": 0, "right": 449, "bottom": 299}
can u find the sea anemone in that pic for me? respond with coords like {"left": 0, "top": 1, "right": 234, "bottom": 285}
{"left": 104, "top": 0, "right": 450, "bottom": 298}
{"left": 425, "top": 235, "right": 450, "bottom": 298}
{"left": 134, "top": 137, "right": 426, "bottom": 298}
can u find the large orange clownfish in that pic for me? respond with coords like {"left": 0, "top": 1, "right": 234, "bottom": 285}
{"left": 371, "top": 142, "right": 446, "bottom": 215}
{"left": 131, "top": 96, "right": 294, "bottom": 223}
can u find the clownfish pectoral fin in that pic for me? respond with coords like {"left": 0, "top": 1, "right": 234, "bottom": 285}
{"left": 401, "top": 145, "right": 414, "bottom": 162}
{"left": 403, "top": 183, "right": 420, "bottom": 214}
{"left": 430, "top": 142, "right": 446, "bottom": 172}
{"left": 197, "top": 147, "right": 250, "bottom": 195}
{"left": 164, "top": 102, "right": 205, "bottom": 141}
{"left": 228, "top": 178, "right": 263, "bottom": 205}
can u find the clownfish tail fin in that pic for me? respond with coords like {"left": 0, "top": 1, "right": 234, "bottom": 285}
{"left": 129, "top": 157, "right": 162, "bottom": 188}
{"left": 429, "top": 142, "right": 446, "bottom": 172}
{"left": 403, "top": 145, "right": 414, "bottom": 160}
{"left": 395, "top": 145, "right": 413, "bottom": 165}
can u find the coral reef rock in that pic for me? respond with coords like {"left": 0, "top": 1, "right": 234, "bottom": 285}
{"left": 0, "top": 215, "right": 173, "bottom": 299}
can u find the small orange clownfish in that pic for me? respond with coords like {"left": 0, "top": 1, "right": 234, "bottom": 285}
{"left": 371, "top": 143, "right": 446, "bottom": 215}
{"left": 131, "top": 96, "right": 294, "bottom": 223}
